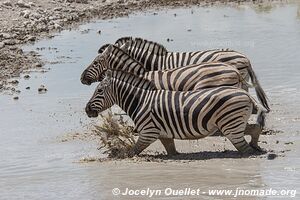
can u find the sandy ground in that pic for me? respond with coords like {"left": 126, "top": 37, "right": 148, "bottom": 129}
{"left": 0, "top": 0, "right": 280, "bottom": 94}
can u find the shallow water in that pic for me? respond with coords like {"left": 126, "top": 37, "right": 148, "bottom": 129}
{"left": 0, "top": 2, "right": 300, "bottom": 200}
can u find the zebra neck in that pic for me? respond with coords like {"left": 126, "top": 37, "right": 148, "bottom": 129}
{"left": 108, "top": 47, "right": 147, "bottom": 75}
{"left": 127, "top": 47, "right": 173, "bottom": 71}
{"left": 112, "top": 79, "right": 151, "bottom": 122}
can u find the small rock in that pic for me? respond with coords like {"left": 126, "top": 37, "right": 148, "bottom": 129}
{"left": 35, "top": 63, "right": 42, "bottom": 68}
{"left": 187, "top": 29, "right": 192, "bottom": 32}
{"left": 0, "top": 42, "right": 4, "bottom": 49}
{"left": 3, "top": 39, "right": 17, "bottom": 45}
{"left": 53, "top": 23, "right": 62, "bottom": 30}
{"left": 2, "top": 1, "right": 12, "bottom": 7}
{"left": 10, "top": 80, "right": 19, "bottom": 85}
{"left": 27, "top": 36, "right": 36, "bottom": 42}
{"left": 24, "top": 74, "right": 30, "bottom": 79}
{"left": 1, "top": 33, "right": 12, "bottom": 39}
{"left": 54, "top": 7, "right": 62, "bottom": 11}
{"left": 25, "top": 86, "right": 30, "bottom": 90}
{"left": 13, "top": 96, "right": 19, "bottom": 100}
{"left": 267, "top": 153, "right": 277, "bottom": 160}
{"left": 97, "top": 30, "right": 101, "bottom": 34}
{"left": 38, "top": 85, "right": 47, "bottom": 93}
{"left": 28, "top": 2, "right": 35, "bottom": 7}
{"left": 276, "top": 140, "right": 279, "bottom": 144}
{"left": 20, "top": 10, "right": 31, "bottom": 18}
{"left": 284, "top": 142, "right": 293, "bottom": 145}
{"left": 16, "top": 0, "right": 30, "bottom": 8}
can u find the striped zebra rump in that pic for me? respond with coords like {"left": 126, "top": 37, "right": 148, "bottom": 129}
{"left": 143, "top": 63, "right": 242, "bottom": 91}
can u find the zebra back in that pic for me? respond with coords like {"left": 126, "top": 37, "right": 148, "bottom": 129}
{"left": 109, "top": 70, "right": 156, "bottom": 91}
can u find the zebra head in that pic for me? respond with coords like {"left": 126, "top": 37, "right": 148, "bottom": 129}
{"left": 80, "top": 45, "right": 113, "bottom": 85}
{"left": 85, "top": 73, "right": 115, "bottom": 118}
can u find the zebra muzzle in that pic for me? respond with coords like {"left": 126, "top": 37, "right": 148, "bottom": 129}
{"left": 85, "top": 103, "right": 98, "bottom": 118}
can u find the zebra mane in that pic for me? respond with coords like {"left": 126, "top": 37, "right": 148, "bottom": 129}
{"left": 114, "top": 36, "right": 133, "bottom": 46}
{"left": 98, "top": 43, "right": 110, "bottom": 54}
{"left": 104, "top": 44, "right": 148, "bottom": 75}
{"left": 109, "top": 69, "right": 156, "bottom": 91}
{"left": 132, "top": 37, "right": 168, "bottom": 55}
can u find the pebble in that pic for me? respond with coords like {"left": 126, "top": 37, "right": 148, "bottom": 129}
{"left": 24, "top": 74, "right": 30, "bottom": 79}
{"left": 25, "top": 86, "right": 30, "bottom": 90}
{"left": 267, "top": 153, "right": 277, "bottom": 160}
{"left": 13, "top": 96, "right": 19, "bottom": 100}
{"left": 0, "top": 42, "right": 4, "bottom": 49}
{"left": 1, "top": 32, "right": 12, "bottom": 39}
{"left": 16, "top": 0, "right": 31, "bottom": 8}
{"left": 27, "top": 36, "right": 36, "bottom": 42}
{"left": 20, "top": 10, "right": 31, "bottom": 18}
{"left": 10, "top": 80, "right": 19, "bottom": 85}
{"left": 35, "top": 63, "right": 42, "bottom": 68}
{"left": 54, "top": 7, "right": 62, "bottom": 11}
{"left": 3, "top": 39, "right": 17, "bottom": 45}
{"left": 284, "top": 142, "right": 293, "bottom": 145}
{"left": 38, "top": 85, "right": 47, "bottom": 93}
{"left": 2, "top": 1, "right": 12, "bottom": 7}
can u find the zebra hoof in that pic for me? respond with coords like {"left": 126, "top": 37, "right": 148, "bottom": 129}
{"left": 167, "top": 151, "right": 180, "bottom": 157}
{"left": 127, "top": 149, "right": 136, "bottom": 158}
{"left": 250, "top": 143, "right": 266, "bottom": 153}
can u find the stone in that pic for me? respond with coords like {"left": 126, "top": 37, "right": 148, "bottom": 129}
{"left": 27, "top": 35, "right": 36, "bottom": 42}
{"left": 13, "top": 96, "right": 19, "bottom": 100}
{"left": 20, "top": 10, "right": 31, "bottom": 18}
{"left": 0, "top": 42, "right": 4, "bottom": 49}
{"left": 24, "top": 74, "right": 30, "bottom": 79}
{"left": 38, "top": 85, "right": 47, "bottom": 93}
{"left": 1, "top": 33, "right": 12, "bottom": 39}
{"left": 2, "top": 1, "right": 12, "bottom": 7}
{"left": 35, "top": 63, "right": 42, "bottom": 68}
{"left": 16, "top": 0, "right": 31, "bottom": 8}
{"left": 54, "top": 7, "right": 62, "bottom": 11}
{"left": 3, "top": 39, "right": 17, "bottom": 45}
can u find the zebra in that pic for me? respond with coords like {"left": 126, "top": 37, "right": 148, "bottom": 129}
{"left": 98, "top": 37, "right": 270, "bottom": 112}
{"left": 85, "top": 70, "right": 264, "bottom": 156}
{"left": 81, "top": 44, "right": 246, "bottom": 92}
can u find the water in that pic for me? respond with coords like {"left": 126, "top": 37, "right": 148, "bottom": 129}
{"left": 0, "top": 2, "right": 300, "bottom": 200}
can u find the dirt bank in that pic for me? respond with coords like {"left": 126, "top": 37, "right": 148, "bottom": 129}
{"left": 0, "top": 0, "right": 280, "bottom": 94}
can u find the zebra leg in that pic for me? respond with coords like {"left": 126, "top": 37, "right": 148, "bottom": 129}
{"left": 220, "top": 121, "right": 256, "bottom": 155}
{"left": 159, "top": 138, "right": 179, "bottom": 156}
{"left": 128, "top": 127, "right": 160, "bottom": 157}
{"left": 244, "top": 124, "right": 263, "bottom": 152}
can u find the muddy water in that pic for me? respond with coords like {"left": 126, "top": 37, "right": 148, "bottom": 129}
{"left": 1, "top": 2, "right": 300, "bottom": 200}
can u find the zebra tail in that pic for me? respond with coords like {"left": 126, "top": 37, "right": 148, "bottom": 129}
{"left": 247, "top": 63, "right": 270, "bottom": 113}
{"left": 248, "top": 94, "right": 267, "bottom": 128}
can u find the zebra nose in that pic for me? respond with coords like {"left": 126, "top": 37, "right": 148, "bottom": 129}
{"left": 81, "top": 76, "right": 92, "bottom": 85}
{"left": 85, "top": 103, "right": 92, "bottom": 114}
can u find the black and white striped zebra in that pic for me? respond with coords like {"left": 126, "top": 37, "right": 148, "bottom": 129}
{"left": 81, "top": 44, "right": 245, "bottom": 91}
{"left": 98, "top": 37, "right": 270, "bottom": 112}
{"left": 85, "top": 70, "right": 264, "bottom": 156}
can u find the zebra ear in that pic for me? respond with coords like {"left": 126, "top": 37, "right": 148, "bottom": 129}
{"left": 98, "top": 44, "right": 110, "bottom": 54}
{"left": 102, "top": 44, "right": 114, "bottom": 57}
